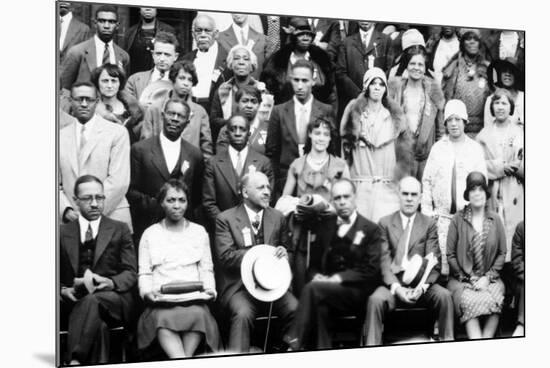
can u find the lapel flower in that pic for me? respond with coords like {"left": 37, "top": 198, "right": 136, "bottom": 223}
{"left": 353, "top": 230, "right": 365, "bottom": 245}
{"left": 181, "top": 160, "right": 190, "bottom": 175}
{"left": 247, "top": 164, "right": 257, "bottom": 174}
{"left": 256, "top": 81, "right": 266, "bottom": 92}
{"left": 212, "top": 69, "right": 221, "bottom": 82}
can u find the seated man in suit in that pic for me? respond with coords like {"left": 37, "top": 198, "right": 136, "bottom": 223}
{"left": 203, "top": 114, "right": 273, "bottom": 230}
{"left": 214, "top": 171, "right": 297, "bottom": 353}
{"left": 59, "top": 2, "right": 91, "bottom": 65}
{"left": 124, "top": 31, "right": 179, "bottom": 102}
{"left": 60, "top": 175, "right": 137, "bottom": 365}
{"left": 128, "top": 99, "right": 204, "bottom": 242}
{"left": 265, "top": 59, "right": 335, "bottom": 201}
{"left": 60, "top": 4, "right": 129, "bottom": 92}
{"left": 180, "top": 14, "right": 229, "bottom": 116}
{"left": 59, "top": 81, "right": 132, "bottom": 231}
{"left": 217, "top": 14, "right": 267, "bottom": 80}
{"left": 364, "top": 176, "right": 454, "bottom": 345}
{"left": 288, "top": 178, "right": 383, "bottom": 350}
{"left": 123, "top": 7, "right": 176, "bottom": 75}
{"left": 138, "top": 60, "right": 214, "bottom": 159}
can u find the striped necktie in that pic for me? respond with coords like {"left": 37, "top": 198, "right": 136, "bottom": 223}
{"left": 102, "top": 42, "right": 110, "bottom": 65}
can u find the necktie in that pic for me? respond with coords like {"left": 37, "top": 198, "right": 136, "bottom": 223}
{"left": 297, "top": 106, "right": 308, "bottom": 144}
{"left": 392, "top": 218, "right": 411, "bottom": 273}
{"left": 85, "top": 223, "right": 94, "bottom": 242}
{"left": 450, "top": 161, "right": 457, "bottom": 214}
{"left": 251, "top": 213, "right": 261, "bottom": 234}
{"left": 79, "top": 124, "right": 87, "bottom": 151}
{"left": 240, "top": 28, "right": 248, "bottom": 46}
{"left": 102, "top": 42, "right": 110, "bottom": 65}
{"left": 235, "top": 151, "right": 244, "bottom": 176}
{"left": 158, "top": 70, "right": 165, "bottom": 81}
{"left": 266, "top": 16, "right": 281, "bottom": 55}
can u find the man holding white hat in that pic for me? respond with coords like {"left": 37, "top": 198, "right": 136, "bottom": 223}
{"left": 421, "top": 99, "right": 487, "bottom": 275}
{"left": 214, "top": 171, "right": 297, "bottom": 353}
{"left": 288, "top": 178, "right": 383, "bottom": 350}
{"left": 364, "top": 176, "right": 454, "bottom": 345}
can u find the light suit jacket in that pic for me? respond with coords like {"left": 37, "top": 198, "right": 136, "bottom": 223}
{"left": 59, "top": 115, "right": 131, "bottom": 229}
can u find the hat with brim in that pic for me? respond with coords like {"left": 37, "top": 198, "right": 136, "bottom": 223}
{"left": 241, "top": 244, "right": 292, "bottom": 302}
{"left": 288, "top": 17, "right": 316, "bottom": 37}
{"left": 459, "top": 28, "right": 481, "bottom": 39}
{"left": 463, "top": 171, "right": 491, "bottom": 201}
{"left": 139, "top": 80, "right": 173, "bottom": 107}
{"left": 402, "top": 253, "right": 438, "bottom": 288}
{"left": 487, "top": 57, "right": 523, "bottom": 90}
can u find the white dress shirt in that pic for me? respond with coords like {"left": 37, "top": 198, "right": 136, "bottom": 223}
{"left": 337, "top": 210, "right": 358, "bottom": 238}
{"left": 433, "top": 36, "right": 460, "bottom": 74}
{"left": 159, "top": 133, "right": 181, "bottom": 173}
{"left": 359, "top": 28, "right": 373, "bottom": 48}
{"left": 59, "top": 11, "right": 73, "bottom": 50}
{"left": 228, "top": 145, "right": 249, "bottom": 172}
{"left": 293, "top": 95, "right": 313, "bottom": 145}
{"left": 244, "top": 204, "right": 264, "bottom": 235}
{"left": 78, "top": 215, "right": 102, "bottom": 243}
{"left": 193, "top": 42, "right": 218, "bottom": 98}
{"left": 94, "top": 35, "right": 116, "bottom": 67}
{"left": 232, "top": 23, "right": 250, "bottom": 45}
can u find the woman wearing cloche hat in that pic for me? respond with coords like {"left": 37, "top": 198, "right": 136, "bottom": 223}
{"left": 446, "top": 171, "right": 507, "bottom": 339}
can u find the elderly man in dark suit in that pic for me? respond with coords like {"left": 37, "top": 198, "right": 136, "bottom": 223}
{"left": 180, "top": 14, "right": 230, "bottom": 116}
{"left": 217, "top": 14, "right": 267, "bottom": 80}
{"left": 60, "top": 4, "right": 129, "bottom": 91}
{"left": 288, "top": 178, "right": 383, "bottom": 350}
{"left": 203, "top": 114, "right": 273, "bottom": 230}
{"left": 335, "top": 21, "right": 392, "bottom": 118}
{"left": 58, "top": 2, "right": 91, "bottom": 65}
{"left": 214, "top": 171, "right": 297, "bottom": 353}
{"left": 265, "top": 59, "right": 335, "bottom": 201}
{"left": 60, "top": 175, "right": 137, "bottom": 365}
{"left": 364, "top": 176, "right": 454, "bottom": 345}
{"left": 127, "top": 99, "right": 204, "bottom": 242}
{"left": 124, "top": 31, "right": 179, "bottom": 102}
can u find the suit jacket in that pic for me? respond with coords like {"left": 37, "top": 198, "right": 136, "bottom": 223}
{"left": 203, "top": 149, "right": 274, "bottom": 224}
{"left": 311, "top": 19, "right": 342, "bottom": 62}
{"left": 59, "top": 16, "right": 92, "bottom": 64}
{"left": 127, "top": 135, "right": 204, "bottom": 238}
{"left": 124, "top": 69, "right": 154, "bottom": 101}
{"left": 217, "top": 25, "right": 267, "bottom": 80}
{"left": 336, "top": 30, "right": 393, "bottom": 103}
{"left": 122, "top": 20, "right": 176, "bottom": 51}
{"left": 179, "top": 44, "right": 230, "bottom": 110}
{"left": 378, "top": 211, "right": 440, "bottom": 287}
{"left": 265, "top": 98, "right": 334, "bottom": 178}
{"left": 59, "top": 116, "right": 131, "bottom": 227}
{"left": 511, "top": 221, "right": 524, "bottom": 281}
{"left": 59, "top": 216, "right": 137, "bottom": 323}
{"left": 60, "top": 38, "right": 130, "bottom": 90}
{"left": 214, "top": 205, "right": 291, "bottom": 306}
{"left": 318, "top": 213, "right": 382, "bottom": 286}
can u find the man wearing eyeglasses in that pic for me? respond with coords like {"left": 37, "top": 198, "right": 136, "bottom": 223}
{"left": 59, "top": 82, "right": 132, "bottom": 232}
{"left": 128, "top": 99, "right": 204, "bottom": 242}
{"left": 59, "top": 174, "right": 137, "bottom": 365}
{"left": 60, "top": 4, "right": 129, "bottom": 92}
{"left": 180, "top": 14, "right": 230, "bottom": 116}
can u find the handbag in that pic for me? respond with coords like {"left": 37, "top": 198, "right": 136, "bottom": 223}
{"left": 160, "top": 281, "right": 204, "bottom": 295}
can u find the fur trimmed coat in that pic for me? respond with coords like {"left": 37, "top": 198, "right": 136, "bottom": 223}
{"left": 387, "top": 76, "right": 445, "bottom": 163}
{"left": 339, "top": 93, "right": 415, "bottom": 182}
{"left": 260, "top": 43, "right": 337, "bottom": 111}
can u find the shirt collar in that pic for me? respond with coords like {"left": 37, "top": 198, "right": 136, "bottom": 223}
{"left": 243, "top": 203, "right": 263, "bottom": 223}
{"left": 228, "top": 144, "right": 248, "bottom": 162}
{"left": 78, "top": 215, "right": 102, "bottom": 241}
{"left": 338, "top": 210, "right": 358, "bottom": 226}
{"left": 290, "top": 51, "right": 311, "bottom": 64}
{"left": 359, "top": 28, "right": 372, "bottom": 40}
{"left": 160, "top": 131, "right": 181, "bottom": 148}
{"left": 151, "top": 67, "right": 169, "bottom": 81}
{"left": 232, "top": 23, "right": 250, "bottom": 39}
{"left": 399, "top": 211, "right": 416, "bottom": 229}
{"left": 78, "top": 114, "right": 97, "bottom": 130}
{"left": 293, "top": 95, "right": 313, "bottom": 109}
{"left": 94, "top": 34, "right": 113, "bottom": 48}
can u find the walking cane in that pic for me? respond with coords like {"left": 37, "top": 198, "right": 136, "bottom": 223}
{"left": 263, "top": 301, "right": 274, "bottom": 352}
{"left": 306, "top": 230, "right": 312, "bottom": 269}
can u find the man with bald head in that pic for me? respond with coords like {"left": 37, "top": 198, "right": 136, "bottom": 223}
{"left": 364, "top": 176, "right": 454, "bottom": 345}
{"left": 214, "top": 171, "right": 297, "bottom": 353}
{"left": 180, "top": 14, "right": 230, "bottom": 115}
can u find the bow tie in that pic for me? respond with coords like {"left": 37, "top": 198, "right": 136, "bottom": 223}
{"left": 337, "top": 217, "right": 351, "bottom": 226}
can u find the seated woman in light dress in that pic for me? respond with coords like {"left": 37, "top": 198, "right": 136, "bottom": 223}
{"left": 137, "top": 179, "right": 221, "bottom": 358}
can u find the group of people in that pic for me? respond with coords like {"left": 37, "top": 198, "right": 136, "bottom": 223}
{"left": 58, "top": 3, "right": 525, "bottom": 366}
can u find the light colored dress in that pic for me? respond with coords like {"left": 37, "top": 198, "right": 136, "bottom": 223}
{"left": 421, "top": 135, "right": 487, "bottom": 275}
{"left": 477, "top": 121, "right": 524, "bottom": 261}
{"left": 137, "top": 220, "right": 220, "bottom": 351}
{"left": 483, "top": 91, "right": 524, "bottom": 128}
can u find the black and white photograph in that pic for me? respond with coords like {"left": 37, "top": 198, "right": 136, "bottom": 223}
{"left": 2, "top": 0, "right": 545, "bottom": 367}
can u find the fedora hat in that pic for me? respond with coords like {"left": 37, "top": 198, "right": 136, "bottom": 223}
{"left": 139, "top": 80, "right": 173, "bottom": 107}
{"left": 241, "top": 244, "right": 292, "bottom": 302}
{"left": 402, "top": 253, "right": 438, "bottom": 289}
{"left": 288, "top": 17, "right": 316, "bottom": 37}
